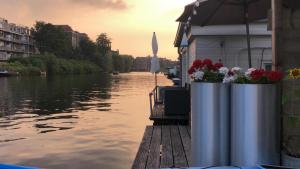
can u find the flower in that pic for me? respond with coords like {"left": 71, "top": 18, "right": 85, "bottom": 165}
{"left": 192, "top": 59, "right": 203, "bottom": 69}
{"left": 193, "top": 70, "right": 204, "bottom": 81}
{"left": 231, "top": 67, "right": 242, "bottom": 73}
{"left": 222, "top": 69, "right": 238, "bottom": 83}
{"left": 267, "top": 71, "right": 284, "bottom": 82}
{"left": 228, "top": 70, "right": 235, "bottom": 76}
{"left": 214, "top": 62, "right": 224, "bottom": 70}
{"left": 250, "top": 69, "right": 266, "bottom": 81}
{"left": 288, "top": 68, "right": 300, "bottom": 79}
{"left": 245, "top": 68, "right": 256, "bottom": 79}
{"left": 188, "top": 66, "right": 195, "bottom": 75}
{"left": 188, "top": 58, "right": 224, "bottom": 82}
{"left": 222, "top": 76, "right": 232, "bottom": 83}
{"left": 202, "top": 59, "right": 213, "bottom": 70}
{"left": 219, "top": 67, "right": 229, "bottom": 75}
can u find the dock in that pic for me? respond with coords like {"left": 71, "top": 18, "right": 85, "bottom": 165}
{"left": 131, "top": 125, "right": 191, "bottom": 169}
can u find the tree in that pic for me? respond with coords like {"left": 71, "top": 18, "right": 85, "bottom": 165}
{"left": 79, "top": 38, "right": 97, "bottom": 61}
{"left": 31, "top": 21, "right": 72, "bottom": 58}
{"left": 112, "top": 54, "right": 134, "bottom": 73}
{"left": 95, "top": 33, "right": 113, "bottom": 72}
{"left": 96, "top": 33, "right": 111, "bottom": 55}
{"left": 122, "top": 55, "right": 134, "bottom": 72}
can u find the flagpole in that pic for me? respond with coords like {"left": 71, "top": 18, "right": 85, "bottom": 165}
{"left": 155, "top": 72, "right": 157, "bottom": 102}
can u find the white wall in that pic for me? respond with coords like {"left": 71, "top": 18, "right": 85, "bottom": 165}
{"left": 193, "top": 35, "right": 272, "bottom": 70}
{"left": 187, "top": 39, "right": 197, "bottom": 83}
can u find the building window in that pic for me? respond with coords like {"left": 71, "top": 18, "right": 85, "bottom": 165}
{"left": 264, "top": 63, "right": 272, "bottom": 71}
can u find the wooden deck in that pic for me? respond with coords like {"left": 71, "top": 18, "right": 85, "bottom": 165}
{"left": 131, "top": 125, "right": 191, "bottom": 169}
{"left": 149, "top": 104, "right": 189, "bottom": 125}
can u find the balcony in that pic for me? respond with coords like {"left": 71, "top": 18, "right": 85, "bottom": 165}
{"left": 0, "top": 46, "right": 12, "bottom": 51}
{"left": 0, "top": 36, "right": 33, "bottom": 45}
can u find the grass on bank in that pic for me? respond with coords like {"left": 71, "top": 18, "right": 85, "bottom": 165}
{"left": 0, "top": 54, "right": 102, "bottom": 75}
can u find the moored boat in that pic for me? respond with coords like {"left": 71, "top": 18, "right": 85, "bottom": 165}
{"left": 112, "top": 71, "right": 119, "bottom": 75}
{"left": 0, "top": 69, "right": 10, "bottom": 77}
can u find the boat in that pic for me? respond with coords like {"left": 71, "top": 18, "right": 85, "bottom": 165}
{"left": 172, "top": 78, "right": 181, "bottom": 86}
{"left": 112, "top": 71, "right": 119, "bottom": 75}
{"left": 0, "top": 163, "right": 38, "bottom": 169}
{"left": 0, "top": 69, "right": 10, "bottom": 77}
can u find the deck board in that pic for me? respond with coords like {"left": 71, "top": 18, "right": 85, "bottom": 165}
{"left": 132, "top": 126, "right": 154, "bottom": 169}
{"left": 170, "top": 126, "right": 188, "bottom": 167}
{"left": 160, "top": 126, "right": 173, "bottom": 168}
{"left": 132, "top": 125, "right": 190, "bottom": 169}
{"left": 146, "top": 126, "right": 162, "bottom": 169}
{"left": 178, "top": 126, "right": 192, "bottom": 166}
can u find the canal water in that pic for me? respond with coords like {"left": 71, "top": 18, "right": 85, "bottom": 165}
{"left": 0, "top": 72, "right": 172, "bottom": 169}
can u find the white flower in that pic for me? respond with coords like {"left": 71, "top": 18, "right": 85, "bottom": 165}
{"left": 219, "top": 67, "right": 229, "bottom": 75}
{"left": 230, "top": 74, "right": 238, "bottom": 81}
{"left": 222, "top": 74, "right": 238, "bottom": 83}
{"left": 245, "top": 68, "right": 256, "bottom": 78}
{"left": 231, "top": 67, "right": 242, "bottom": 73}
{"left": 222, "top": 76, "right": 231, "bottom": 83}
{"left": 193, "top": 70, "right": 204, "bottom": 81}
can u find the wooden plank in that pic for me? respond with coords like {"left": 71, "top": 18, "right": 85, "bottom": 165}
{"left": 160, "top": 126, "right": 174, "bottom": 168}
{"left": 146, "top": 126, "right": 162, "bottom": 169}
{"left": 170, "top": 125, "right": 188, "bottom": 167}
{"left": 157, "top": 105, "right": 163, "bottom": 119}
{"left": 131, "top": 126, "right": 153, "bottom": 169}
{"left": 187, "top": 126, "right": 191, "bottom": 137}
{"left": 178, "top": 125, "right": 192, "bottom": 166}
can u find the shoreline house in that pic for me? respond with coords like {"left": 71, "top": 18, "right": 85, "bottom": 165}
{"left": 174, "top": 3, "right": 272, "bottom": 86}
{"left": 55, "top": 25, "right": 88, "bottom": 49}
{"left": 0, "top": 18, "right": 35, "bottom": 61}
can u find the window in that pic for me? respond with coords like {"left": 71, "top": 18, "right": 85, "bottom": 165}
{"left": 264, "top": 63, "right": 272, "bottom": 71}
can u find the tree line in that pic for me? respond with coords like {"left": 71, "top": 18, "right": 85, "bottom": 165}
{"left": 30, "top": 21, "right": 134, "bottom": 73}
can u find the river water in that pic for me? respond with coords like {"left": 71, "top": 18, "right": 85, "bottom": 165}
{"left": 0, "top": 72, "right": 172, "bottom": 169}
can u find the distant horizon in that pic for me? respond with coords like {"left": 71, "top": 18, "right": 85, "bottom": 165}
{"left": 0, "top": 0, "right": 195, "bottom": 60}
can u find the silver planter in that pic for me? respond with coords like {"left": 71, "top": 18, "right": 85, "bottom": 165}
{"left": 282, "top": 152, "right": 300, "bottom": 168}
{"left": 191, "top": 82, "right": 230, "bottom": 167}
{"left": 231, "top": 84, "right": 280, "bottom": 167}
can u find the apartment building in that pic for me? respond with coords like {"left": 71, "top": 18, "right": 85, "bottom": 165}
{"left": 55, "top": 25, "right": 88, "bottom": 49}
{"left": 0, "top": 18, "right": 35, "bottom": 61}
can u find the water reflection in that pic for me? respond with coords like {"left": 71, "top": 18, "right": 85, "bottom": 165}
{"left": 0, "top": 73, "right": 113, "bottom": 134}
{"left": 0, "top": 72, "right": 171, "bottom": 169}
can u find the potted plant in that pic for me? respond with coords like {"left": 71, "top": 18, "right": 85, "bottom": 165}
{"left": 282, "top": 68, "right": 300, "bottom": 168}
{"left": 188, "top": 58, "right": 230, "bottom": 167}
{"left": 230, "top": 68, "right": 284, "bottom": 167}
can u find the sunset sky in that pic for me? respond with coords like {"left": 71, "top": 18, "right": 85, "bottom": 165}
{"left": 0, "top": 0, "right": 195, "bottom": 60}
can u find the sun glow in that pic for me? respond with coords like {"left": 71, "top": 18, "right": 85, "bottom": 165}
{"left": 0, "top": 0, "right": 196, "bottom": 60}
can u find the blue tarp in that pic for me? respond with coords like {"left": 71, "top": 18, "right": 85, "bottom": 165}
{"left": 0, "top": 164, "right": 39, "bottom": 169}
{"left": 161, "top": 166, "right": 265, "bottom": 169}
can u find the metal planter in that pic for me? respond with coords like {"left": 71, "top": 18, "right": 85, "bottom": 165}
{"left": 191, "top": 82, "right": 230, "bottom": 167}
{"left": 282, "top": 152, "right": 300, "bottom": 168}
{"left": 231, "top": 84, "right": 280, "bottom": 167}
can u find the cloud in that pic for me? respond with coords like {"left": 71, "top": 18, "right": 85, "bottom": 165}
{"left": 71, "top": 0, "right": 128, "bottom": 10}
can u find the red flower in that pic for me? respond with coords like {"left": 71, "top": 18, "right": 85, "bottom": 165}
{"left": 213, "top": 62, "right": 223, "bottom": 70}
{"left": 250, "top": 69, "right": 265, "bottom": 81}
{"left": 203, "top": 59, "right": 213, "bottom": 67}
{"left": 228, "top": 70, "right": 234, "bottom": 76}
{"left": 267, "top": 71, "right": 284, "bottom": 82}
{"left": 192, "top": 59, "right": 203, "bottom": 69}
{"left": 188, "top": 66, "right": 195, "bottom": 75}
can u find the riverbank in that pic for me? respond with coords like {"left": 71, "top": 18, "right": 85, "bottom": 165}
{"left": 0, "top": 54, "right": 102, "bottom": 76}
